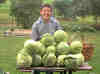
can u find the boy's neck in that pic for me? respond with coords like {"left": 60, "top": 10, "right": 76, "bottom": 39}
{"left": 44, "top": 19, "right": 50, "bottom": 24}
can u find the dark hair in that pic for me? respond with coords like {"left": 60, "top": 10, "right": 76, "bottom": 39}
{"left": 40, "top": 4, "right": 52, "bottom": 10}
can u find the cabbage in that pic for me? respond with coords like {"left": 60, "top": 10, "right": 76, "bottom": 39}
{"left": 54, "top": 30, "right": 68, "bottom": 43}
{"left": 70, "top": 41, "right": 83, "bottom": 54}
{"left": 18, "top": 49, "right": 26, "bottom": 54}
{"left": 42, "top": 53, "right": 57, "bottom": 66}
{"left": 46, "top": 45, "right": 56, "bottom": 54}
{"left": 56, "top": 42, "right": 70, "bottom": 55}
{"left": 64, "top": 58, "right": 78, "bottom": 69}
{"left": 24, "top": 40, "right": 45, "bottom": 56}
{"left": 24, "top": 40, "right": 36, "bottom": 55}
{"left": 70, "top": 53, "right": 85, "bottom": 65}
{"left": 40, "top": 33, "right": 55, "bottom": 47}
{"left": 64, "top": 53, "right": 84, "bottom": 69}
{"left": 16, "top": 51, "right": 32, "bottom": 67}
{"left": 24, "top": 40, "right": 35, "bottom": 48}
{"left": 32, "top": 54, "right": 42, "bottom": 66}
{"left": 57, "top": 55, "right": 67, "bottom": 66}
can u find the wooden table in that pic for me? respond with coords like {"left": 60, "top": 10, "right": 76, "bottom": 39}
{"left": 17, "top": 64, "right": 93, "bottom": 74}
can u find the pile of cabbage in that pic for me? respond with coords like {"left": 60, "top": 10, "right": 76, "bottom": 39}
{"left": 16, "top": 30, "right": 84, "bottom": 69}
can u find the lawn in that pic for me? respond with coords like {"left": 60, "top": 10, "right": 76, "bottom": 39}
{"left": 0, "top": 13, "right": 9, "bottom": 24}
{"left": 0, "top": 31, "right": 100, "bottom": 74}
{"left": 0, "top": 1, "right": 10, "bottom": 24}
{"left": 0, "top": 36, "right": 30, "bottom": 74}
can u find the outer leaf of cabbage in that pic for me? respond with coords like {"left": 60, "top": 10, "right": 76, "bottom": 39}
{"left": 32, "top": 54, "right": 42, "bottom": 66}
{"left": 64, "top": 53, "right": 84, "bottom": 69}
{"left": 64, "top": 58, "right": 78, "bottom": 69}
{"left": 42, "top": 53, "right": 57, "bottom": 66}
{"left": 16, "top": 52, "right": 32, "bottom": 67}
{"left": 40, "top": 33, "right": 55, "bottom": 47}
{"left": 71, "top": 53, "right": 85, "bottom": 66}
{"left": 56, "top": 42, "right": 70, "bottom": 55}
{"left": 24, "top": 40, "right": 36, "bottom": 55}
{"left": 46, "top": 45, "right": 56, "bottom": 54}
{"left": 24, "top": 40, "right": 35, "bottom": 48}
{"left": 24, "top": 41, "right": 45, "bottom": 56}
{"left": 70, "top": 41, "right": 83, "bottom": 54}
{"left": 57, "top": 55, "right": 67, "bottom": 66}
{"left": 54, "top": 30, "right": 68, "bottom": 43}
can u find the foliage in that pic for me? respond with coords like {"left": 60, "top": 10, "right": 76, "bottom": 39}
{"left": 43, "top": 0, "right": 54, "bottom": 5}
{"left": 9, "top": 0, "right": 41, "bottom": 28}
{"left": 54, "top": 0, "right": 74, "bottom": 18}
{"left": 0, "top": 0, "right": 6, "bottom": 3}
{"left": 60, "top": 16, "right": 96, "bottom": 33}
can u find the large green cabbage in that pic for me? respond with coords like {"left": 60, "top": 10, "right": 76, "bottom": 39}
{"left": 70, "top": 41, "right": 83, "bottom": 54}
{"left": 40, "top": 33, "right": 55, "bottom": 47}
{"left": 16, "top": 50, "right": 32, "bottom": 67}
{"left": 54, "top": 30, "right": 68, "bottom": 43}
{"left": 24, "top": 40, "right": 36, "bottom": 55}
{"left": 24, "top": 40, "right": 36, "bottom": 48}
{"left": 46, "top": 45, "right": 56, "bottom": 54}
{"left": 32, "top": 54, "right": 42, "bottom": 66}
{"left": 64, "top": 58, "right": 78, "bottom": 69}
{"left": 56, "top": 42, "right": 70, "bottom": 55}
{"left": 57, "top": 55, "right": 67, "bottom": 66}
{"left": 42, "top": 53, "right": 57, "bottom": 66}
{"left": 70, "top": 53, "right": 85, "bottom": 66}
{"left": 24, "top": 40, "right": 45, "bottom": 56}
{"left": 64, "top": 53, "right": 84, "bottom": 69}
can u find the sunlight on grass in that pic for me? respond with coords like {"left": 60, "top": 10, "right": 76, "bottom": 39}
{"left": 0, "top": 13, "right": 9, "bottom": 24}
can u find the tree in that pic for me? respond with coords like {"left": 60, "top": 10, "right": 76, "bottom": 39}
{"left": 9, "top": 0, "right": 41, "bottom": 28}
{"left": 43, "top": 0, "right": 54, "bottom": 5}
{"left": 54, "top": 0, "right": 74, "bottom": 18}
{"left": 0, "top": 0, "right": 6, "bottom": 3}
{"left": 91, "top": 0, "right": 100, "bottom": 24}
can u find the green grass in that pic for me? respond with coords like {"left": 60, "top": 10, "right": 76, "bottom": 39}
{"left": 0, "top": 9, "right": 16, "bottom": 24}
{"left": 0, "top": 8, "right": 9, "bottom": 13}
{"left": 0, "top": 13, "right": 9, "bottom": 24}
{"left": 0, "top": 31, "right": 100, "bottom": 74}
{"left": 0, "top": 37, "right": 29, "bottom": 73}
{"left": 0, "top": 0, "right": 10, "bottom": 24}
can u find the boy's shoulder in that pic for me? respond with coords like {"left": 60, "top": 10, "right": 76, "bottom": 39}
{"left": 50, "top": 16, "right": 60, "bottom": 24}
{"left": 33, "top": 17, "right": 42, "bottom": 25}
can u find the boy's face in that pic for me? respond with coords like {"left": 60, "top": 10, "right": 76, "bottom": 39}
{"left": 40, "top": 7, "right": 52, "bottom": 21}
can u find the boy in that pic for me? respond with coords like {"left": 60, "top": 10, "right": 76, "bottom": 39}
{"left": 32, "top": 4, "right": 62, "bottom": 40}
{"left": 31, "top": 4, "right": 63, "bottom": 74}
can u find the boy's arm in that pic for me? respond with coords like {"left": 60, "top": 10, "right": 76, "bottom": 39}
{"left": 31, "top": 24, "right": 39, "bottom": 41}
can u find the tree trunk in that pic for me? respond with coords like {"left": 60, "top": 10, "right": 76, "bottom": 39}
{"left": 94, "top": 15, "right": 98, "bottom": 25}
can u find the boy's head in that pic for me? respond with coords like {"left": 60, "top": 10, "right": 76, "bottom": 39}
{"left": 40, "top": 4, "right": 52, "bottom": 21}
